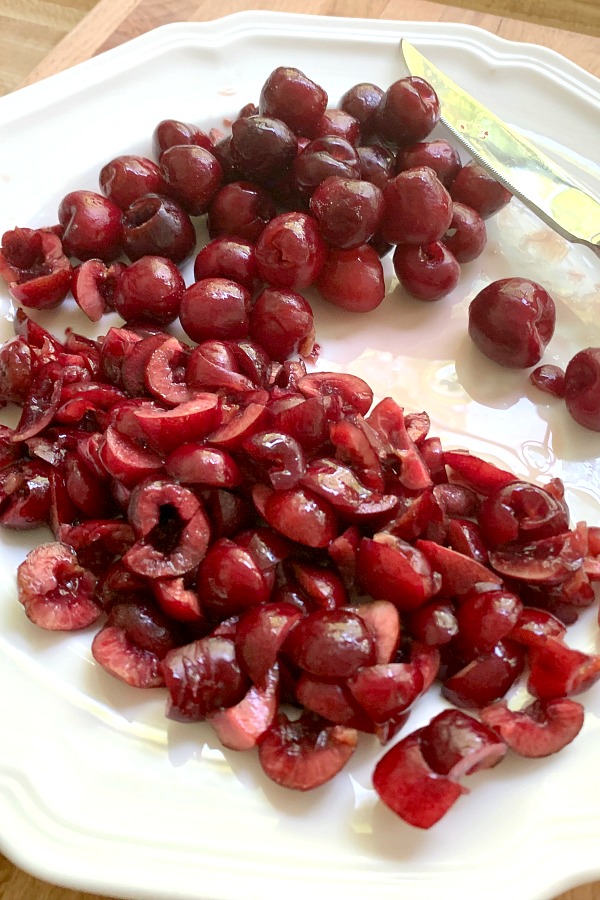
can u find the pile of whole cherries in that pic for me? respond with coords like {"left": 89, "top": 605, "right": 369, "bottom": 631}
{"left": 1, "top": 65, "right": 600, "bottom": 829}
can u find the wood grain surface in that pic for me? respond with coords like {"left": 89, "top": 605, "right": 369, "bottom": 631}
{"left": 0, "top": 0, "right": 599, "bottom": 898}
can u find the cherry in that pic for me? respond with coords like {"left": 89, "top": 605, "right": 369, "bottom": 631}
{"left": 179, "top": 277, "right": 251, "bottom": 343}
{"left": 358, "top": 535, "right": 439, "bottom": 612}
{"left": 284, "top": 608, "right": 376, "bottom": 679}
{"left": 441, "top": 202, "right": 487, "bottom": 263}
{"left": 262, "top": 485, "right": 339, "bottom": 548}
{"left": 420, "top": 709, "right": 507, "bottom": 778}
{"left": 357, "top": 144, "right": 395, "bottom": 189}
{"left": 193, "top": 237, "right": 258, "bottom": 292}
{"left": 526, "top": 636, "right": 600, "bottom": 700}
{"left": 207, "top": 180, "right": 276, "bottom": 242}
{"left": 58, "top": 190, "right": 123, "bottom": 262}
{"left": 249, "top": 287, "right": 314, "bottom": 361}
{"left": 259, "top": 66, "right": 328, "bottom": 137}
{"left": 480, "top": 697, "right": 584, "bottom": 758}
{"left": 442, "top": 640, "right": 526, "bottom": 708}
{"left": 292, "top": 135, "right": 361, "bottom": 200}
{"left": 230, "top": 115, "right": 298, "bottom": 184}
{"left": 112, "top": 256, "right": 184, "bottom": 325}
{"left": 376, "top": 77, "right": 440, "bottom": 146}
{"left": 309, "top": 176, "right": 384, "bottom": 249}
{"left": 393, "top": 241, "right": 460, "bottom": 301}
{"left": 468, "top": 277, "right": 556, "bottom": 368}
{"left": 0, "top": 227, "right": 73, "bottom": 310}
{"left": 99, "top": 155, "right": 169, "bottom": 209}
{"left": 209, "top": 667, "right": 279, "bottom": 751}
{"left": 92, "top": 623, "right": 166, "bottom": 688}
{"left": 163, "top": 637, "right": 249, "bottom": 721}
{"left": 159, "top": 144, "right": 223, "bottom": 216}
{"left": 0, "top": 337, "right": 33, "bottom": 403}
{"left": 339, "top": 82, "right": 384, "bottom": 139}
{"left": 373, "top": 730, "right": 465, "bottom": 829}
{"left": 254, "top": 211, "right": 326, "bottom": 290}
{"left": 196, "top": 538, "right": 273, "bottom": 618}
{"left": 134, "top": 394, "right": 221, "bottom": 453}
{"left": 152, "top": 118, "right": 213, "bottom": 157}
{"left": 477, "top": 481, "right": 569, "bottom": 546}
{"left": 564, "top": 347, "right": 600, "bottom": 431}
{"left": 408, "top": 600, "right": 459, "bottom": 646}
{"left": 123, "top": 478, "right": 211, "bottom": 579}
{"left": 348, "top": 661, "right": 423, "bottom": 722}
{"left": 316, "top": 243, "right": 385, "bottom": 312}
{"left": 122, "top": 194, "right": 196, "bottom": 264}
{"left": 454, "top": 586, "right": 523, "bottom": 654}
{"left": 380, "top": 167, "right": 453, "bottom": 245}
{"left": 450, "top": 161, "right": 512, "bottom": 218}
{"left": 235, "top": 602, "right": 303, "bottom": 687}
{"left": 396, "top": 139, "right": 462, "bottom": 188}
{"left": 313, "top": 108, "right": 360, "bottom": 144}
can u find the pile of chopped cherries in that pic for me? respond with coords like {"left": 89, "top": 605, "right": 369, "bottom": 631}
{"left": 1, "top": 66, "right": 600, "bottom": 830}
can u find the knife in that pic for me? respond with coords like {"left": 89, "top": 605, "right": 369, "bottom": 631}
{"left": 400, "top": 39, "right": 600, "bottom": 258}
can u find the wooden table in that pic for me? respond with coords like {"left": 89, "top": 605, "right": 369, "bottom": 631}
{"left": 1, "top": 0, "right": 599, "bottom": 898}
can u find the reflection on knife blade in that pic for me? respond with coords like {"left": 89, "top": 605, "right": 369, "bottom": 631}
{"left": 400, "top": 40, "right": 600, "bottom": 258}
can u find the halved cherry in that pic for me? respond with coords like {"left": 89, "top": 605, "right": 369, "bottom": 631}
{"left": 235, "top": 601, "right": 304, "bottom": 687}
{"left": 527, "top": 636, "right": 600, "bottom": 700}
{"left": 209, "top": 664, "right": 280, "bottom": 751}
{"left": 162, "top": 637, "right": 249, "bottom": 721}
{"left": 17, "top": 541, "right": 100, "bottom": 630}
{"left": 133, "top": 394, "right": 222, "bottom": 454}
{"left": 415, "top": 539, "right": 501, "bottom": 596}
{"left": 420, "top": 709, "right": 507, "bottom": 778}
{"left": 124, "top": 478, "right": 211, "bottom": 578}
{"left": 480, "top": 697, "right": 584, "bottom": 757}
{"left": 258, "top": 711, "right": 358, "bottom": 791}
{"left": 358, "top": 534, "right": 440, "bottom": 611}
{"left": 373, "top": 730, "right": 467, "bottom": 828}
{"left": 348, "top": 662, "right": 424, "bottom": 722}
{"left": 442, "top": 640, "right": 526, "bottom": 708}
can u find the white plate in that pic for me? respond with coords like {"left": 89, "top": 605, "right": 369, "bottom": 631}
{"left": 1, "top": 12, "right": 600, "bottom": 900}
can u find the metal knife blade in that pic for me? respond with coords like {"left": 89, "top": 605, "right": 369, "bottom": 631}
{"left": 400, "top": 39, "right": 600, "bottom": 258}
